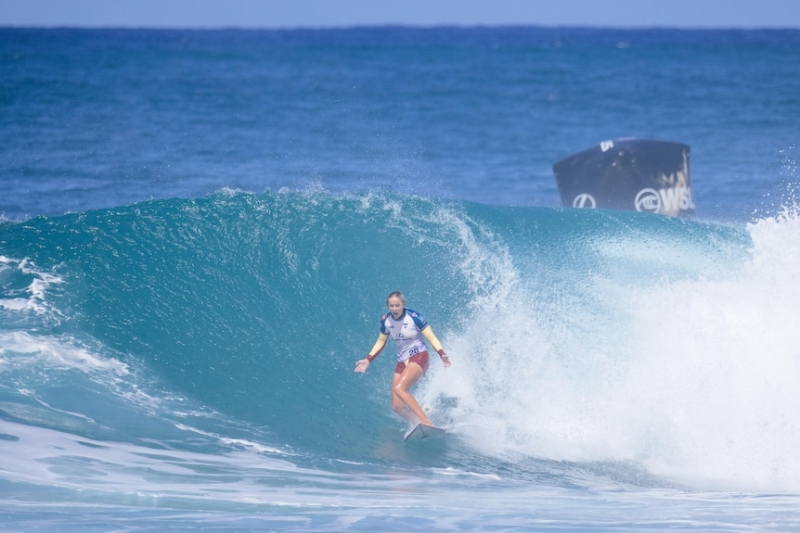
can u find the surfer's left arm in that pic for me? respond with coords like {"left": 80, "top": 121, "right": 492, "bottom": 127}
{"left": 421, "top": 325, "right": 451, "bottom": 367}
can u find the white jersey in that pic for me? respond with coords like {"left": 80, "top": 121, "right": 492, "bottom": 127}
{"left": 379, "top": 308, "right": 430, "bottom": 363}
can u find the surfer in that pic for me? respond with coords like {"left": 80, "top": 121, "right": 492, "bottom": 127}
{"left": 355, "top": 291, "right": 451, "bottom": 426}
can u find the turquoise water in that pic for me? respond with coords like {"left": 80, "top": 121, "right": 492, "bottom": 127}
{"left": 2, "top": 27, "right": 800, "bottom": 531}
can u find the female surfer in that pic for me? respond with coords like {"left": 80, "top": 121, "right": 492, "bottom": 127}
{"left": 354, "top": 291, "right": 451, "bottom": 427}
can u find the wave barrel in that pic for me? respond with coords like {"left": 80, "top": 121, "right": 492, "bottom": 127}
{"left": 553, "top": 139, "right": 695, "bottom": 217}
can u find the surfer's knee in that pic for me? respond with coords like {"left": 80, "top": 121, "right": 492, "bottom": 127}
{"left": 392, "top": 381, "right": 411, "bottom": 396}
{"left": 393, "top": 370, "right": 421, "bottom": 395}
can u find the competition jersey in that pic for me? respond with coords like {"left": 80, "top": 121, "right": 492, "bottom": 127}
{"left": 380, "top": 308, "right": 429, "bottom": 363}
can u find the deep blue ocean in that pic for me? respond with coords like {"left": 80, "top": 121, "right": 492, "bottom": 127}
{"left": 2, "top": 27, "right": 800, "bottom": 531}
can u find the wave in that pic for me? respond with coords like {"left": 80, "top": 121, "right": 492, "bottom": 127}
{"left": 2, "top": 189, "right": 800, "bottom": 491}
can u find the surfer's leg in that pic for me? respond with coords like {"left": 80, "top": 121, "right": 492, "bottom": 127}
{"left": 391, "top": 372, "right": 418, "bottom": 423}
{"left": 392, "top": 363, "right": 431, "bottom": 426}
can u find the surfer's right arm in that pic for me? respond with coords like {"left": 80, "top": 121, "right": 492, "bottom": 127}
{"left": 354, "top": 333, "right": 388, "bottom": 373}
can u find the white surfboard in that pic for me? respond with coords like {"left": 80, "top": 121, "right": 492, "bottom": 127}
{"left": 403, "top": 423, "right": 447, "bottom": 441}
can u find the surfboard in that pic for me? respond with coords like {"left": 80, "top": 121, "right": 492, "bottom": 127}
{"left": 403, "top": 423, "right": 447, "bottom": 441}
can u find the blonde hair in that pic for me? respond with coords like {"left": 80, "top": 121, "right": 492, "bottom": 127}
{"left": 387, "top": 291, "right": 405, "bottom": 305}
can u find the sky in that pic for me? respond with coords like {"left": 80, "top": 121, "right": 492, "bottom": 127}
{"left": 2, "top": 0, "right": 800, "bottom": 29}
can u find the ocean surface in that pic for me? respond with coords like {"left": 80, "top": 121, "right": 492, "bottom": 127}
{"left": 2, "top": 27, "right": 800, "bottom": 531}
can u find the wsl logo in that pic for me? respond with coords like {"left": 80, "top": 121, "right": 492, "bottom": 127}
{"left": 634, "top": 189, "right": 662, "bottom": 212}
{"left": 635, "top": 186, "right": 695, "bottom": 215}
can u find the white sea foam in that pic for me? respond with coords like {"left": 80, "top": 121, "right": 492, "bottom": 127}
{"left": 421, "top": 208, "right": 800, "bottom": 492}
{"left": 173, "top": 422, "right": 291, "bottom": 456}
{"left": 0, "top": 419, "right": 296, "bottom": 494}
{"left": 0, "top": 256, "right": 63, "bottom": 316}
{"left": 0, "top": 331, "right": 129, "bottom": 376}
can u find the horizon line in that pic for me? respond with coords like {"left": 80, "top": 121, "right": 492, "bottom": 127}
{"left": 3, "top": 23, "right": 800, "bottom": 31}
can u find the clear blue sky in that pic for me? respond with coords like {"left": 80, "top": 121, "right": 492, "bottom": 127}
{"left": 2, "top": 0, "right": 800, "bottom": 29}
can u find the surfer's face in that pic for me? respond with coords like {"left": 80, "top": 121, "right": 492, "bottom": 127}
{"left": 387, "top": 296, "right": 404, "bottom": 319}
